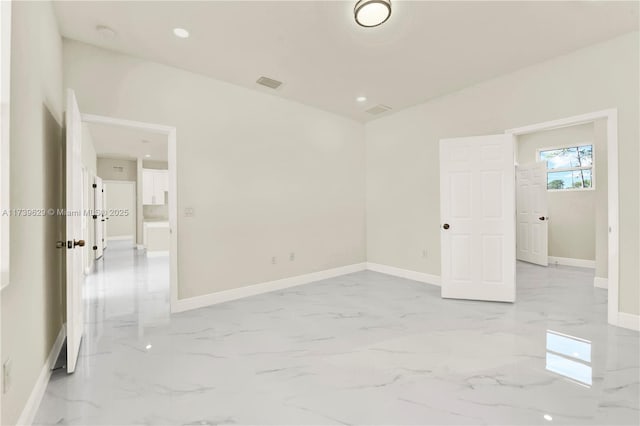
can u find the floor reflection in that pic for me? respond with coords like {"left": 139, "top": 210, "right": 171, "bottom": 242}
{"left": 546, "top": 330, "right": 592, "bottom": 387}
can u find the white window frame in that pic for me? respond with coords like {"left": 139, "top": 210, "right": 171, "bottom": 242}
{"left": 536, "top": 142, "right": 596, "bottom": 192}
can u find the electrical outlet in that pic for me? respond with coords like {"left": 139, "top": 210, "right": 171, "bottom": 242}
{"left": 271, "top": 256, "right": 277, "bottom": 264}
{"left": 184, "top": 207, "right": 194, "bottom": 217}
{"left": 3, "top": 359, "right": 12, "bottom": 394}
{"left": 289, "top": 252, "right": 295, "bottom": 261}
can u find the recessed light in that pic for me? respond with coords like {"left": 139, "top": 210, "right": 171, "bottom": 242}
{"left": 145, "top": 344, "right": 152, "bottom": 350}
{"left": 544, "top": 414, "right": 553, "bottom": 422}
{"left": 356, "top": 96, "right": 367, "bottom": 103}
{"left": 354, "top": 0, "right": 392, "bottom": 28}
{"left": 144, "top": 154, "right": 151, "bottom": 158}
{"left": 173, "top": 28, "right": 190, "bottom": 38}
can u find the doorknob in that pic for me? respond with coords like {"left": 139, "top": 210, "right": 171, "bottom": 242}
{"left": 538, "top": 216, "right": 548, "bottom": 221}
{"left": 73, "top": 239, "right": 85, "bottom": 248}
{"left": 442, "top": 223, "right": 450, "bottom": 230}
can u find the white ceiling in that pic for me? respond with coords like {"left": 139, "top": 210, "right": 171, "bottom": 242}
{"left": 55, "top": 1, "right": 639, "bottom": 122}
{"left": 87, "top": 122, "right": 168, "bottom": 162}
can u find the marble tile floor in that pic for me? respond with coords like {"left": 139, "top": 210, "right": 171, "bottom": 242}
{"left": 34, "top": 241, "right": 639, "bottom": 425}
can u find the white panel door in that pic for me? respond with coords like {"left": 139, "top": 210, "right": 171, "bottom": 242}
{"left": 94, "top": 176, "right": 104, "bottom": 259}
{"left": 440, "top": 134, "right": 516, "bottom": 302}
{"left": 65, "top": 89, "right": 85, "bottom": 373}
{"left": 516, "top": 162, "right": 548, "bottom": 266}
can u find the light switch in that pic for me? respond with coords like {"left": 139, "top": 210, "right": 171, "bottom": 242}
{"left": 184, "top": 207, "right": 194, "bottom": 217}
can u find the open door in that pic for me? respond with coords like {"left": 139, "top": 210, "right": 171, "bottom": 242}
{"left": 516, "top": 162, "right": 549, "bottom": 266}
{"left": 65, "top": 89, "right": 85, "bottom": 373}
{"left": 94, "top": 176, "right": 104, "bottom": 259}
{"left": 440, "top": 134, "right": 516, "bottom": 302}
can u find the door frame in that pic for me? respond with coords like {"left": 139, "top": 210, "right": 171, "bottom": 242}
{"left": 505, "top": 109, "right": 619, "bottom": 327}
{"left": 102, "top": 180, "right": 137, "bottom": 241}
{"left": 81, "top": 113, "right": 179, "bottom": 313}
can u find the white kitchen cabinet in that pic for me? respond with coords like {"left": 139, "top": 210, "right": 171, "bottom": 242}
{"left": 142, "top": 169, "right": 168, "bottom": 205}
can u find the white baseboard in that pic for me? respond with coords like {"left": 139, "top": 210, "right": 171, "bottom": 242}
{"left": 16, "top": 325, "right": 66, "bottom": 426}
{"left": 146, "top": 250, "right": 169, "bottom": 258}
{"left": 366, "top": 262, "right": 441, "bottom": 286}
{"left": 593, "top": 276, "right": 608, "bottom": 289}
{"left": 172, "top": 263, "right": 367, "bottom": 313}
{"left": 617, "top": 312, "right": 640, "bottom": 332}
{"left": 548, "top": 256, "right": 595, "bottom": 269}
{"left": 106, "top": 235, "right": 134, "bottom": 241}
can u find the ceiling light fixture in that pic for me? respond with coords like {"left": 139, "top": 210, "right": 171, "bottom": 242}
{"left": 356, "top": 96, "right": 367, "bottom": 102}
{"left": 354, "top": 0, "right": 391, "bottom": 28}
{"left": 173, "top": 27, "right": 190, "bottom": 38}
{"left": 544, "top": 414, "right": 553, "bottom": 422}
{"left": 144, "top": 154, "right": 151, "bottom": 158}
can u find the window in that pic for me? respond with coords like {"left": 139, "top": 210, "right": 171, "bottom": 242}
{"left": 539, "top": 144, "right": 594, "bottom": 190}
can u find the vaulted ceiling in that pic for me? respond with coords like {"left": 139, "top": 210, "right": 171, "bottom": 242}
{"left": 54, "top": 1, "right": 639, "bottom": 121}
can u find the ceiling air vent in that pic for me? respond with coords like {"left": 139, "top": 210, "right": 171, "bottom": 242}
{"left": 366, "top": 104, "right": 392, "bottom": 115}
{"left": 256, "top": 76, "right": 283, "bottom": 90}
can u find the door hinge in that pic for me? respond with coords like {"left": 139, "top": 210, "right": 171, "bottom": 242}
{"left": 92, "top": 215, "right": 98, "bottom": 220}
{"left": 92, "top": 183, "right": 97, "bottom": 188}
{"left": 92, "top": 245, "right": 97, "bottom": 251}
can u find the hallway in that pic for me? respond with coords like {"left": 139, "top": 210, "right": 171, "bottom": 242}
{"left": 34, "top": 244, "right": 639, "bottom": 425}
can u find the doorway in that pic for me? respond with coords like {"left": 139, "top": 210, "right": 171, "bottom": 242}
{"left": 438, "top": 109, "right": 619, "bottom": 327}
{"left": 515, "top": 121, "right": 606, "bottom": 271}
{"left": 81, "top": 113, "right": 178, "bottom": 311}
{"left": 507, "top": 109, "right": 619, "bottom": 327}
{"left": 64, "top": 88, "right": 178, "bottom": 373}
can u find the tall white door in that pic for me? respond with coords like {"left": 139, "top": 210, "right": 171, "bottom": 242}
{"left": 94, "top": 176, "right": 104, "bottom": 259}
{"left": 65, "top": 89, "right": 85, "bottom": 373}
{"left": 516, "top": 162, "right": 549, "bottom": 266}
{"left": 440, "top": 134, "right": 516, "bottom": 302}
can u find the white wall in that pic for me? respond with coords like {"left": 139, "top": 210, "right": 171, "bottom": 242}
{"left": 517, "top": 122, "right": 607, "bottom": 263}
{"left": 1, "top": 2, "right": 64, "bottom": 424}
{"left": 81, "top": 123, "right": 97, "bottom": 175}
{"left": 97, "top": 157, "right": 137, "bottom": 181}
{"left": 104, "top": 181, "right": 136, "bottom": 239}
{"left": 143, "top": 160, "right": 168, "bottom": 170}
{"left": 64, "top": 40, "right": 366, "bottom": 299}
{"left": 366, "top": 32, "right": 639, "bottom": 315}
